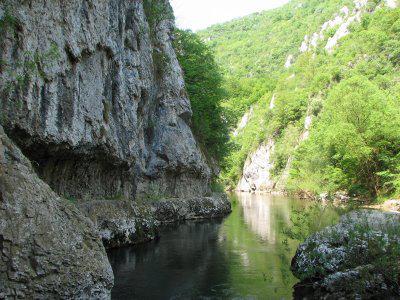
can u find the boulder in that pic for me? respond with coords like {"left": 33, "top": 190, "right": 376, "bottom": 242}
{"left": 291, "top": 210, "right": 400, "bottom": 299}
{"left": 79, "top": 200, "right": 159, "bottom": 249}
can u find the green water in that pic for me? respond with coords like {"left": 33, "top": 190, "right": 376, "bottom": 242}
{"left": 109, "top": 193, "right": 346, "bottom": 299}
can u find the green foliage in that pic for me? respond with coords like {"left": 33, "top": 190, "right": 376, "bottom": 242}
{"left": 201, "top": 0, "right": 400, "bottom": 199}
{"left": 65, "top": 195, "right": 77, "bottom": 204}
{"left": 104, "top": 193, "right": 125, "bottom": 201}
{"left": 173, "top": 29, "right": 229, "bottom": 162}
{"left": 199, "top": 0, "right": 355, "bottom": 78}
{"left": 200, "top": 0, "right": 359, "bottom": 187}
{"left": 288, "top": 9, "right": 400, "bottom": 199}
{"left": 210, "top": 178, "right": 225, "bottom": 193}
{"left": 143, "top": 0, "right": 175, "bottom": 30}
{"left": 282, "top": 202, "right": 346, "bottom": 241}
{"left": 0, "top": 9, "right": 17, "bottom": 33}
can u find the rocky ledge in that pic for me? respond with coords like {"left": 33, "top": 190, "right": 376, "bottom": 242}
{"left": 0, "top": 0, "right": 231, "bottom": 297}
{"left": 0, "top": 127, "right": 113, "bottom": 299}
{"left": 0, "top": 125, "right": 231, "bottom": 297}
{"left": 80, "top": 194, "right": 231, "bottom": 248}
{"left": 291, "top": 210, "right": 400, "bottom": 299}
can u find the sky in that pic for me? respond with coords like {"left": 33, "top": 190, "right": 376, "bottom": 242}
{"left": 170, "top": 0, "right": 290, "bottom": 31}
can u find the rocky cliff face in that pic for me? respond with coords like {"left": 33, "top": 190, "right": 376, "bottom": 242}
{"left": 236, "top": 0, "right": 395, "bottom": 194}
{"left": 0, "top": 126, "right": 113, "bottom": 298}
{"left": 0, "top": 0, "right": 230, "bottom": 296}
{"left": 236, "top": 139, "right": 275, "bottom": 192}
{"left": 0, "top": 0, "right": 211, "bottom": 201}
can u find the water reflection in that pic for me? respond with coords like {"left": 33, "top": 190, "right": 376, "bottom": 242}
{"left": 239, "top": 193, "right": 291, "bottom": 243}
{"left": 109, "top": 193, "right": 344, "bottom": 299}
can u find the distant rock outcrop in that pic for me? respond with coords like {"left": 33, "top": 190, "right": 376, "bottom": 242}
{"left": 237, "top": 139, "right": 275, "bottom": 192}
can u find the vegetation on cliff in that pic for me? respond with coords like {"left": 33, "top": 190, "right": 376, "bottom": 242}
{"left": 173, "top": 29, "right": 229, "bottom": 162}
{"left": 196, "top": 0, "right": 400, "bottom": 200}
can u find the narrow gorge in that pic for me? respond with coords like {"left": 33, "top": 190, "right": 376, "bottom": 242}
{"left": 1, "top": 0, "right": 400, "bottom": 298}
{"left": 0, "top": 0, "right": 230, "bottom": 297}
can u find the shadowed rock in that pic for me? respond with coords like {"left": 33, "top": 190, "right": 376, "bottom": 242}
{"left": 0, "top": 126, "right": 113, "bottom": 298}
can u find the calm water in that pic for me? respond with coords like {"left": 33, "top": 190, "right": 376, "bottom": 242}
{"left": 108, "top": 193, "right": 346, "bottom": 299}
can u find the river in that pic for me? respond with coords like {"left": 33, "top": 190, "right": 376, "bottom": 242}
{"left": 108, "top": 193, "right": 347, "bottom": 299}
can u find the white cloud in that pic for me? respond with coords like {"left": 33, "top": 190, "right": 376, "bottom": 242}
{"left": 170, "top": 0, "right": 290, "bottom": 31}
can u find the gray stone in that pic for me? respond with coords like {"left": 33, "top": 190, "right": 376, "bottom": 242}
{"left": 236, "top": 139, "right": 276, "bottom": 193}
{"left": 0, "top": 0, "right": 211, "bottom": 202}
{"left": 291, "top": 210, "right": 400, "bottom": 298}
{"left": 0, "top": 0, "right": 229, "bottom": 296}
{"left": 79, "top": 194, "right": 231, "bottom": 249}
{"left": 0, "top": 126, "right": 113, "bottom": 298}
{"left": 151, "top": 193, "right": 232, "bottom": 223}
{"left": 79, "top": 200, "right": 159, "bottom": 248}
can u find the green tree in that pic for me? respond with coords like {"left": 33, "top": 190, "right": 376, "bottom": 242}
{"left": 173, "top": 29, "right": 229, "bottom": 162}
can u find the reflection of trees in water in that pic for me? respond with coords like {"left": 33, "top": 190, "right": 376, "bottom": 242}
{"left": 108, "top": 220, "right": 231, "bottom": 299}
{"left": 219, "top": 193, "right": 301, "bottom": 299}
{"left": 107, "top": 195, "right": 347, "bottom": 299}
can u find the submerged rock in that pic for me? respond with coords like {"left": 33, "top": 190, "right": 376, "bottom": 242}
{"left": 291, "top": 210, "right": 400, "bottom": 299}
{"left": 0, "top": 127, "right": 113, "bottom": 298}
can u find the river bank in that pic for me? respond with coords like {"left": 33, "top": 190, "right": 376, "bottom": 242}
{"left": 292, "top": 210, "right": 400, "bottom": 299}
{"left": 108, "top": 192, "right": 350, "bottom": 299}
{"left": 79, "top": 194, "right": 232, "bottom": 249}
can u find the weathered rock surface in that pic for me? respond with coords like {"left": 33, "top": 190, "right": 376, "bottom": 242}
{"left": 0, "top": 0, "right": 211, "bottom": 201}
{"left": 236, "top": 139, "right": 275, "bottom": 192}
{"left": 291, "top": 210, "right": 400, "bottom": 299}
{"left": 151, "top": 193, "right": 232, "bottom": 223}
{"left": 0, "top": 0, "right": 231, "bottom": 297}
{"left": 79, "top": 200, "right": 159, "bottom": 248}
{"left": 0, "top": 126, "right": 113, "bottom": 298}
{"left": 80, "top": 194, "right": 231, "bottom": 248}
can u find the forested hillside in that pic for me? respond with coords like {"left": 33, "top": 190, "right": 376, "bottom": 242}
{"left": 198, "top": 0, "right": 400, "bottom": 200}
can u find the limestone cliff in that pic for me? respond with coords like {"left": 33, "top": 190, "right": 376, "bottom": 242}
{"left": 0, "top": 0, "right": 230, "bottom": 297}
{"left": 0, "top": 0, "right": 211, "bottom": 201}
{"left": 235, "top": 0, "right": 397, "bottom": 194}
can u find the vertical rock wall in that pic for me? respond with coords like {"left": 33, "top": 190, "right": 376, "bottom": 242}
{"left": 0, "top": 0, "right": 211, "bottom": 202}
{"left": 0, "top": 0, "right": 229, "bottom": 297}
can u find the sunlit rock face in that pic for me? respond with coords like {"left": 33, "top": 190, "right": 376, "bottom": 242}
{"left": 269, "top": 94, "right": 276, "bottom": 110}
{"left": 275, "top": 112, "right": 313, "bottom": 190}
{"left": 297, "top": 0, "right": 368, "bottom": 55}
{"left": 385, "top": 0, "right": 398, "bottom": 8}
{"left": 0, "top": 0, "right": 211, "bottom": 201}
{"left": 233, "top": 107, "right": 254, "bottom": 137}
{"left": 292, "top": 210, "right": 400, "bottom": 299}
{"left": 237, "top": 139, "right": 275, "bottom": 193}
{"left": 284, "top": 55, "right": 294, "bottom": 68}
